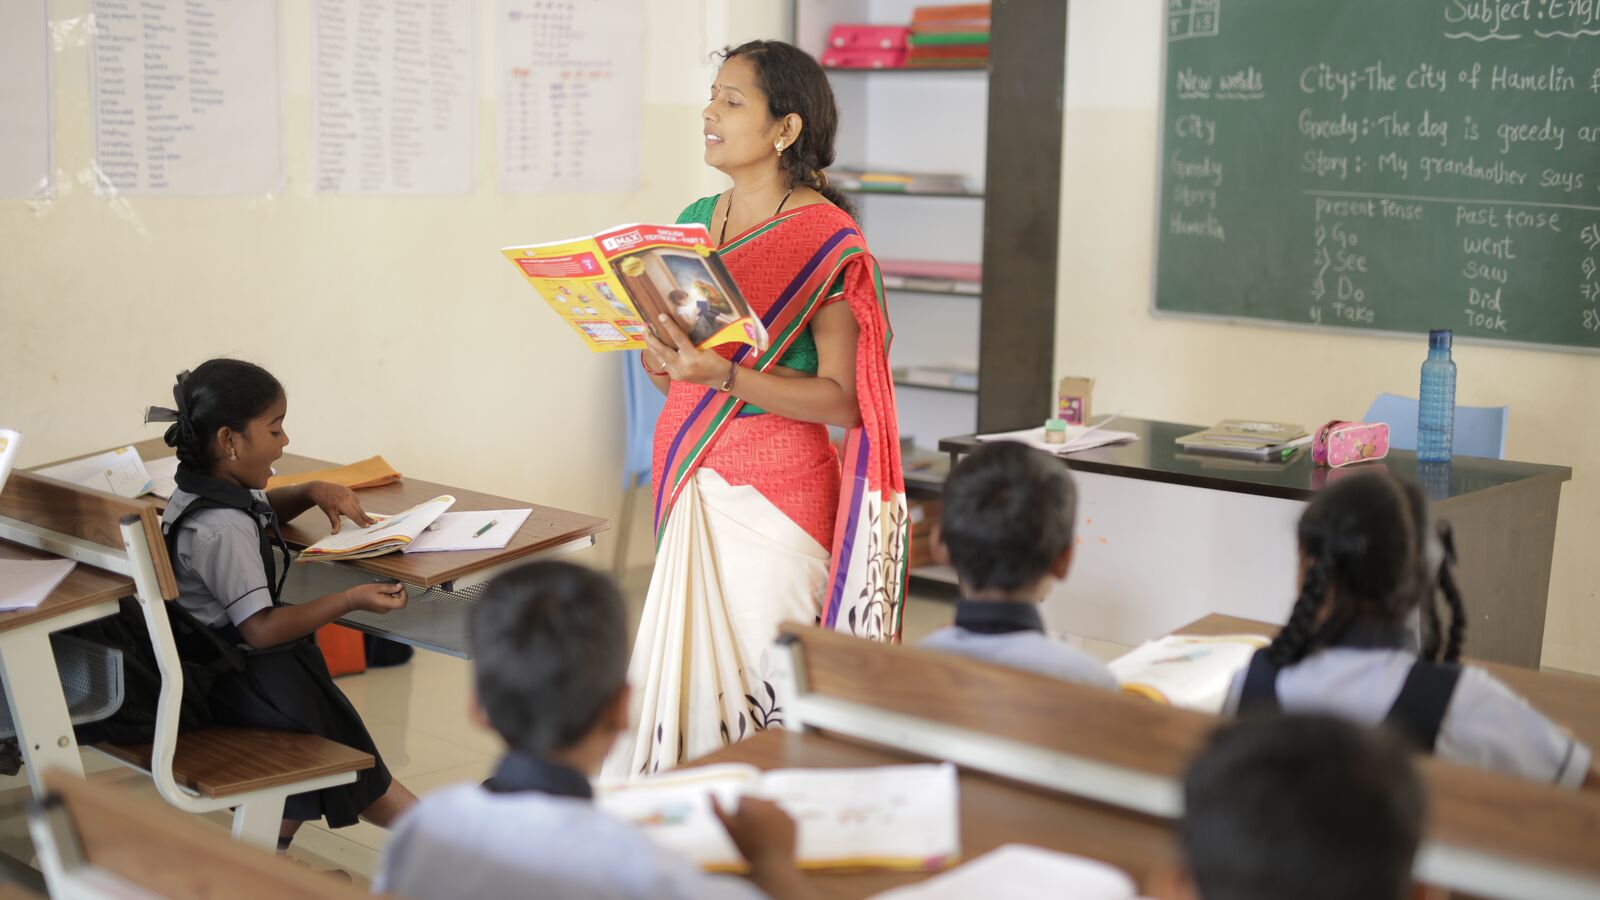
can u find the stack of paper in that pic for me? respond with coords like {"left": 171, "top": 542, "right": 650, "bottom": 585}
{"left": 36, "top": 447, "right": 153, "bottom": 498}
{"left": 599, "top": 763, "right": 960, "bottom": 873}
{"left": 266, "top": 455, "right": 403, "bottom": 491}
{"left": 297, "top": 495, "right": 455, "bottom": 563}
{"left": 869, "top": 844, "right": 1137, "bottom": 900}
{"left": 143, "top": 455, "right": 180, "bottom": 500}
{"left": 0, "top": 558, "right": 77, "bottom": 611}
{"left": 976, "top": 425, "right": 1138, "bottom": 455}
{"left": 1109, "top": 633, "right": 1270, "bottom": 713}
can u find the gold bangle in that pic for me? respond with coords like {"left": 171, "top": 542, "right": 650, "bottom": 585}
{"left": 718, "top": 360, "right": 738, "bottom": 393}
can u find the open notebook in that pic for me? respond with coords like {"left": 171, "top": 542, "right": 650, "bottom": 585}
{"left": 869, "top": 844, "right": 1139, "bottom": 900}
{"left": 1108, "top": 633, "right": 1270, "bottom": 713}
{"left": 296, "top": 495, "right": 455, "bottom": 563}
{"left": 598, "top": 763, "right": 960, "bottom": 873}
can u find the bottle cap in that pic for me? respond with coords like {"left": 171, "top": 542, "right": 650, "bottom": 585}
{"left": 1044, "top": 418, "right": 1067, "bottom": 432}
{"left": 1428, "top": 329, "right": 1452, "bottom": 350}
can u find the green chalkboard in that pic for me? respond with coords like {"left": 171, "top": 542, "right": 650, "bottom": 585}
{"left": 1154, "top": 0, "right": 1600, "bottom": 351}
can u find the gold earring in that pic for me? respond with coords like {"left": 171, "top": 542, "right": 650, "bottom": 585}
{"left": 229, "top": 446, "right": 238, "bottom": 461}
{"left": 774, "top": 140, "right": 784, "bottom": 153}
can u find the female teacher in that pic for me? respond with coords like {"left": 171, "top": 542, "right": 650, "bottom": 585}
{"left": 605, "top": 40, "right": 907, "bottom": 778}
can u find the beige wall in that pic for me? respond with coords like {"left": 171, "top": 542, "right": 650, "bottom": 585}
{"left": 1, "top": 1, "right": 792, "bottom": 570}
{"left": 1058, "top": 2, "right": 1600, "bottom": 674}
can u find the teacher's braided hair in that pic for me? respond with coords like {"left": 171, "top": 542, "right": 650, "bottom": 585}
{"left": 1394, "top": 478, "right": 1467, "bottom": 663}
{"left": 720, "top": 40, "right": 856, "bottom": 220}
{"left": 1265, "top": 472, "right": 1429, "bottom": 667}
{"left": 143, "top": 359, "right": 283, "bottom": 473}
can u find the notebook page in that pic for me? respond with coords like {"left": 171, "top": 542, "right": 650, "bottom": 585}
{"left": 869, "top": 844, "right": 1138, "bottom": 900}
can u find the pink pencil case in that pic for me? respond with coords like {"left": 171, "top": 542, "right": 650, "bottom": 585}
{"left": 827, "top": 24, "right": 910, "bottom": 51}
{"left": 1312, "top": 420, "right": 1390, "bottom": 468}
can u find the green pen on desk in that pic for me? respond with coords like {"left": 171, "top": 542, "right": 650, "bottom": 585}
{"left": 472, "top": 519, "right": 498, "bottom": 539}
{"left": 1278, "top": 436, "right": 1314, "bottom": 460}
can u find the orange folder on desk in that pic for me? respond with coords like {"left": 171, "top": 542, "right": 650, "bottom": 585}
{"left": 265, "top": 456, "right": 402, "bottom": 491}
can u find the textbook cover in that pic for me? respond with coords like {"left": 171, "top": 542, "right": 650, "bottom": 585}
{"left": 502, "top": 223, "right": 768, "bottom": 354}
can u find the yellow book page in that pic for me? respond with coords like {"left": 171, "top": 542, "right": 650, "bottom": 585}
{"left": 502, "top": 238, "right": 649, "bottom": 353}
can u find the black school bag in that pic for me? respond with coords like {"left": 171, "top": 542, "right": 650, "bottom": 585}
{"left": 67, "top": 470, "right": 284, "bottom": 745}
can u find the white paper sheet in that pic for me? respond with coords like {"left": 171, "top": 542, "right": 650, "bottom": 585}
{"left": 497, "top": 0, "right": 643, "bottom": 193}
{"left": 405, "top": 508, "right": 533, "bottom": 552}
{"left": 143, "top": 455, "right": 180, "bottom": 500}
{"left": 36, "top": 447, "right": 153, "bottom": 498}
{"left": 1109, "top": 633, "right": 1269, "bottom": 713}
{"left": 0, "top": 430, "right": 21, "bottom": 497}
{"left": 0, "top": 559, "right": 78, "bottom": 612}
{"left": 976, "top": 425, "right": 1140, "bottom": 455}
{"left": 90, "top": 0, "right": 282, "bottom": 195}
{"left": 0, "top": 1, "right": 51, "bottom": 198}
{"left": 869, "top": 844, "right": 1139, "bottom": 900}
{"left": 313, "top": 0, "right": 478, "bottom": 194}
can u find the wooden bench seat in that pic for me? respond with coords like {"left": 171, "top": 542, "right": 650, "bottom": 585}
{"left": 96, "top": 727, "right": 373, "bottom": 799}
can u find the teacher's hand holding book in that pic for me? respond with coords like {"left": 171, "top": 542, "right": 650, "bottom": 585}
{"left": 644, "top": 313, "right": 738, "bottom": 389}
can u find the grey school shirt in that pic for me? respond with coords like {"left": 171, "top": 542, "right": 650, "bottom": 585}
{"left": 377, "top": 753, "right": 765, "bottom": 900}
{"left": 1223, "top": 646, "right": 1593, "bottom": 789}
{"left": 162, "top": 486, "right": 276, "bottom": 630}
{"left": 919, "top": 600, "right": 1118, "bottom": 689}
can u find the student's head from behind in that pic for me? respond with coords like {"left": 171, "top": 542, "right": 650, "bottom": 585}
{"left": 1265, "top": 470, "right": 1464, "bottom": 667}
{"left": 147, "top": 358, "right": 286, "bottom": 490}
{"left": 1167, "top": 714, "right": 1425, "bottom": 900}
{"left": 707, "top": 40, "right": 856, "bottom": 219}
{"left": 939, "top": 441, "right": 1076, "bottom": 600}
{"left": 470, "top": 562, "right": 630, "bottom": 769}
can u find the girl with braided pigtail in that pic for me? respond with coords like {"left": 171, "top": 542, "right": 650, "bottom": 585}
{"left": 1227, "top": 470, "right": 1598, "bottom": 791}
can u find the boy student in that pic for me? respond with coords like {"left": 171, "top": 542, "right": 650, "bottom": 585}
{"left": 376, "top": 562, "right": 815, "bottom": 900}
{"left": 1155, "top": 714, "right": 1426, "bottom": 900}
{"left": 920, "top": 441, "right": 1117, "bottom": 688}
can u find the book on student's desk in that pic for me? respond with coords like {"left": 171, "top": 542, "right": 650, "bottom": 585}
{"left": 1108, "top": 633, "right": 1270, "bottom": 713}
{"left": 869, "top": 844, "right": 1136, "bottom": 900}
{"left": 296, "top": 495, "right": 455, "bottom": 563}
{"left": 1175, "top": 419, "right": 1308, "bottom": 460}
{"left": 35, "top": 446, "right": 154, "bottom": 498}
{"left": 502, "top": 223, "right": 768, "bottom": 353}
{"left": 597, "top": 763, "right": 960, "bottom": 873}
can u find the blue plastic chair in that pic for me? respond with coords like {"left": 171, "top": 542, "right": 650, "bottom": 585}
{"left": 1362, "top": 392, "right": 1509, "bottom": 460}
{"left": 616, "top": 352, "right": 668, "bottom": 574}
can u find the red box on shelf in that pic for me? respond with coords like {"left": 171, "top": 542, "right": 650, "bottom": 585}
{"left": 821, "top": 46, "right": 908, "bottom": 69}
{"left": 827, "top": 24, "right": 911, "bottom": 51}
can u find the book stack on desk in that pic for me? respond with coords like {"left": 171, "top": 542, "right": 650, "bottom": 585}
{"left": 1175, "top": 420, "right": 1309, "bottom": 461}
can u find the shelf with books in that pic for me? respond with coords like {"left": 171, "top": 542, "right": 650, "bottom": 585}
{"left": 894, "top": 378, "right": 978, "bottom": 396}
{"left": 843, "top": 187, "right": 986, "bottom": 200}
{"left": 822, "top": 65, "right": 988, "bottom": 74}
{"left": 883, "top": 280, "right": 981, "bottom": 298}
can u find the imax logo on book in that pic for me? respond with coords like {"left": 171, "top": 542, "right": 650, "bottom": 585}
{"left": 601, "top": 232, "right": 643, "bottom": 251}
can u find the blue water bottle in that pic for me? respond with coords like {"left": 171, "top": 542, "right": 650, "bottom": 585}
{"left": 1417, "top": 329, "right": 1456, "bottom": 462}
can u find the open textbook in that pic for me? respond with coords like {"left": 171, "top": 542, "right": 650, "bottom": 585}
{"left": 502, "top": 223, "right": 768, "bottom": 353}
{"left": 598, "top": 763, "right": 960, "bottom": 873}
{"left": 1108, "top": 633, "right": 1270, "bottom": 713}
{"left": 296, "top": 495, "right": 455, "bottom": 563}
{"left": 35, "top": 446, "right": 154, "bottom": 499}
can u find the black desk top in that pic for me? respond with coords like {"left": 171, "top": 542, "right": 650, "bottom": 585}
{"left": 938, "top": 418, "right": 1572, "bottom": 503}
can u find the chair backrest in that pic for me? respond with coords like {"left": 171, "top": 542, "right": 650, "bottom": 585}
{"left": 1364, "top": 392, "right": 1510, "bottom": 459}
{"left": 622, "top": 352, "right": 667, "bottom": 490}
{"left": 774, "top": 624, "right": 1600, "bottom": 900}
{"left": 0, "top": 471, "right": 201, "bottom": 811}
{"left": 31, "top": 770, "right": 371, "bottom": 900}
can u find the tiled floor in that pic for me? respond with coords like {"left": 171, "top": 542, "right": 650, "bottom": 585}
{"left": 0, "top": 567, "right": 1134, "bottom": 887}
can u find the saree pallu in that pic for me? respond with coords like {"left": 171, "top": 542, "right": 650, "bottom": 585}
{"left": 603, "top": 204, "right": 907, "bottom": 780}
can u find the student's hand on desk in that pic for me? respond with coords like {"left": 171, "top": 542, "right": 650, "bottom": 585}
{"left": 711, "top": 795, "right": 797, "bottom": 867}
{"left": 642, "top": 314, "right": 734, "bottom": 388}
{"left": 345, "top": 581, "right": 407, "bottom": 614}
{"left": 307, "top": 481, "right": 373, "bottom": 533}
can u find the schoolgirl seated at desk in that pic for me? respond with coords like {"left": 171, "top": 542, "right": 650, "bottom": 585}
{"left": 145, "top": 358, "right": 418, "bottom": 851}
{"left": 1224, "top": 470, "right": 1597, "bottom": 791}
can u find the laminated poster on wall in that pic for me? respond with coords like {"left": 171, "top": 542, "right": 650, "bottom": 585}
{"left": 312, "top": 0, "right": 478, "bottom": 194}
{"left": 0, "top": 0, "right": 51, "bottom": 199}
{"left": 497, "top": 0, "right": 643, "bottom": 194}
{"left": 88, "top": 0, "right": 282, "bottom": 196}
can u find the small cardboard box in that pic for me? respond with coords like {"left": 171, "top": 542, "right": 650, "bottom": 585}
{"left": 1058, "top": 377, "right": 1094, "bottom": 425}
{"left": 906, "top": 496, "right": 942, "bottom": 571}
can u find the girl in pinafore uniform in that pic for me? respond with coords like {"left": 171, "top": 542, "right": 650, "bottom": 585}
{"left": 145, "top": 359, "right": 417, "bottom": 850}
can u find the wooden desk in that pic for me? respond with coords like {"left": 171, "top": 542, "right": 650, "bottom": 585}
{"left": 47, "top": 440, "right": 610, "bottom": 657}
{"left": 1177, "top": 613, "right": 1600, "bottom": 752}
{"left": 941, "top": 420, "right": 1572, "bottom": 667}
{"left": 688, "top": 730, "right": 1173, "bottom": 900}
{"left": 0, "top": 542, "right": 132, "bottom": 795}
{"left": 124, "top": 438, "right": 608, "bottom": 591}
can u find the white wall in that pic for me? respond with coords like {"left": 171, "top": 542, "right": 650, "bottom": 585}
{"left": 1, "top": 1, "right": 792, "bottom": 569}
{"left": 1058, "top": 1, "right": 1600, "bottom": 674}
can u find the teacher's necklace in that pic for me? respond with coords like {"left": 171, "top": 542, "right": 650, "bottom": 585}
{"left": 720, "top": 187, "right": 795, "bottom": 247}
